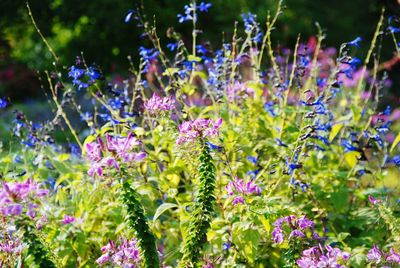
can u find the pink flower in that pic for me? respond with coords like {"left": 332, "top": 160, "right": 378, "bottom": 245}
{"left": 177, "top": 118, "right": 222, "bottom": 144}
{"left": 62, "top": 215, "right": 76, "bottom": 225}
{"left": 368, "top": 195, "right": 381, "bottom": 205}
{"left": 0, "top": 179, "right": 48, "bottom": 219}
{"left": 97, "top": 238, "right": 141, "bottom": 267}
{"left": 386, "top": 248, "right": 400, "bottom": 264}
{"left": 144, "top": 93, "right": 175, "bottom": 114}
{"left": 225, "top": 176, "right": 261, "bottom": 205}
{"left": 84, "top": 133, "right": 146, "bottom": 177}
{"left": 367, "top": 244, "right": 382, "bottom": 262}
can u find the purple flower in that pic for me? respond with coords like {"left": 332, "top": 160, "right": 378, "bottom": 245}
{"left": 85, "top": 133, "right": 146, "bottom": 177}
{"left": 0, "top": 179, "right": 48, "bottom": 219}
{"left": 367, "top": 244, "right": 382, "bottom": 262}
{"left": 297, "top": 244, "right": 350, "bottom": 268}
{"left": 144, "top": 93, "right": 176, "bottom": 114}
{"left": 97, "top": 238, "right": 141, "bottom": 267}
{"left": 226, "top": 176, "right": 261, "bottom": 205}
{"left": 386, "top": 248, "right": 400, "bottom": 264}
{"left": 271, "top": 228, "right": 284, "bottom": 244}
{"left": 62, "top": 214, "right": 76, "bottom": 225}
{"left": 368, "top": 195, "right": 381, "bottom": 205}
{"left": 177, "top": 118, "right": 222, "bottom": 144}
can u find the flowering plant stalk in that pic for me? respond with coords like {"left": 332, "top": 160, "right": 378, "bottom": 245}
{"left": 180, "top": 141, "right": 216, "bottom": 267}
{"left": 120, "top": 174, "right": 160, "bottom": 268}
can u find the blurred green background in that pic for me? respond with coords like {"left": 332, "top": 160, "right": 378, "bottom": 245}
{"left": 0, "top": 0, "right": 399, "bottom": 102}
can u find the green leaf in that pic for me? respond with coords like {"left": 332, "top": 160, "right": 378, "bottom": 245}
{"left": 153, "top": 203, "right": 178, "bottom": 223}
{"left": 390, "top": 132, "right": 400, "bottom": 152}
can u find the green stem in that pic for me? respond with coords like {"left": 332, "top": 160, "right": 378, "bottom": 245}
{"left": 180, "top": 142, "right": 216, "bottom": 267}
{"left": 121, "top": 179, "right": 160, "bottom": 268}
{"left": 21, "top": 222, "right": 56, "bottom": 268}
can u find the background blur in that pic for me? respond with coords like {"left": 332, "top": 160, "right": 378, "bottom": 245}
{"left": 0, "top": 0, "right": 399, "bottom": 102}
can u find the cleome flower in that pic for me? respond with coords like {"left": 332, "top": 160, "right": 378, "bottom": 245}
{"left": 0, "top": 179, "right": 48, "bottom": 219}
{"left": 297, "top": 244, "right": 350, "bottom": 268}
{"left": 176, "top": 118, "right": 222, "bottom": 145}
{"left": 367, "top": 244, "right": 400, "bottom": 265}
{"left": 97, "top": 238, "right": 141, "bottom": 267}
{"left": 225, "top": 176, "right": 261, "bottom": 205}
{"left": 85, "top": 133, "right": 146, "bottom": 177}
{"left": 143, "top": 93, "right": 176, "bottom": 115}
{"left": 271, "top": 215, "right": 319, "bottom": 244}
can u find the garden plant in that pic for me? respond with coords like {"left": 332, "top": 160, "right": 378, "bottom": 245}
{"left": 0, "top": 1, "right": 400, "bottom": 267}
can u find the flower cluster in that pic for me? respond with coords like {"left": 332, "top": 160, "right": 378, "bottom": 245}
{"left": 296, "top": 244, "right": 350, "bottom": 268}
{"left": 68, "top": 65, "right": 101, "bottom": 90}
{"left": 0, "top": 179, "right": 48, "bottom": 219}
{"left": 271, "top": 215, "right": 319, "bottom": 244}
{"left": 0, "top": 237, "right": 24, "bottom": 255}
{"left": 225, "top": 176, "right": 261, "bottom": 205}
{"left": 177, "top": 2, "right": 211, "bottom": 23}
{"left": 143, "top": 93, "right": 175, "bottom": 114}
{"left": 85, "top": 133, "right": 146, "bottom": 177}
{"left": 367, "top": 244, "right": 400, "bottom": 266}
{"left": 226, "top": 82, "right": 255, "bottom": 102}
{"left": 176, "top": 118, "right": 222, "bottom": 145}
{"left": 96, "top": 238, "right": 141, "bottom": 267}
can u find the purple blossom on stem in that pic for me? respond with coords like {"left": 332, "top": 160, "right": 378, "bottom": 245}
{"left": 271, "top": 215, "right": 317, "bottom": 245}
{"left": 0, "top": 179, "right": 48, "bottom": 219}
{"left": 176, "top": 118, "right": 222, "bottom": 145}
{"left": 62, "top": 214, "right": 76, "bottom": 225}
{"left": 225, "top": 176, "right": 261, "bottom": 205}
{"left": 85, "top": 133, "right": 146, "bottom": 177}
{"left": 297, "top": 244, "right": 350, "bottom": 268}
{"left": 144, "top": 93, "right": 176, "bottom": 115}
{"left": 97, "top": 238, "right": 141, "bottom": 267}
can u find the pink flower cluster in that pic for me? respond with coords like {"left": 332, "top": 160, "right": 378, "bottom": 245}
{"left": 225, "top": 176, "right": 261, "bottom": 205}
{"left": 0, "top": 237, "right": 24, "bottom": 255}
{"left": 144, "top": 93, "right": 175, "bottom": 114}
{"left": 176, "top": 118, "right": 222, "bottom": 144}
{"left": 96, "top": 238, "right": 141, "bottom": 267}
{"left": 85, "top": 133, "right": 146, "bottom": 177}
{"left": 367, "top": 244, "right": 400, "bottom": 266}
{"left": 0, "top": 179, "right": 48, "bottom": 219}
{"left": 297, "top": 244, "right": 350, "bottom": 268}
{"left": 271, "top": 215, "right": 319, "bottom": 244}
{"left": 226, "top": 82, "right": 255, "bottom": 102}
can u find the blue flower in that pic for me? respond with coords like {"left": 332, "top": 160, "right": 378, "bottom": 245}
{"left": 382, "top": 106, "right": 391, "bottom": 116}
{"left": 276, "top": 138, "right": 288, "bottom": 147}
{"left": 125, "top": 9, "right": 134, "bottom": 23}
{"left": 68, "top": 66, "right": 85, "bottom": 81}
{"left": 86, "top": 67, "right": 101, "bottom": 81}
{"left": 341, "top": 140, "right": 362, "bottom": 152}
{"left": 247, "top": 156, "right": 258, "bottom": 165}
{"left": 392, "top": 155, "right": 400, "bottom": 166}
{"left": 222, "top": 242, "right": 231, "bottom": 251}
{"left": 167, "top": 43, "right": 179, "bottom": 52}
{"left": 264, "top": 101, "right": 276, "bottom": 117}
{"left": 347, "top": 37, "right": 362, "bottom": 48}
{"left": 206, "top": 142, "right": 223, "bottom": 152}
{"left": 241, "top": 12, "right": 257, "bottom": 32}
{"left": 0, "top": 98, "right": 7, "bottom": 108}
{"left": 198, "top": 2, "right": 212, "bottom": 12}
{"left": 139, "top": 47, "right": 159, "bottom": 72}
{"left": 388, "top": 16, "right": 400, "bottom": 33}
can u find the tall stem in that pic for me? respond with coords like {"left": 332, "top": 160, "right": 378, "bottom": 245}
{"left": 120, "top": 178, "right": 160, "bottom": 268}
{"left": 180, "top": 142, "right": 216, "bottom": 267}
